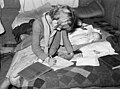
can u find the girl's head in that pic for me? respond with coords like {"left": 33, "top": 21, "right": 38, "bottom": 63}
{"left": 49, "top": 5, "right": 76, "bottom": 32}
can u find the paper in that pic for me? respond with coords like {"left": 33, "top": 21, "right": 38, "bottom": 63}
{"left": 52, "top": 56, "right": 74, "bottom": 71}
{"left": 37, "top": 56, "right": 74, "bottom": 71}
{"left": 70, "top": 52, "right": 100, "bottom": 66}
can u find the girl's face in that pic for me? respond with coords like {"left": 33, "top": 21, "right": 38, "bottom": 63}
{"left": 53, "top": 8, "right": 72, "bottom": 31}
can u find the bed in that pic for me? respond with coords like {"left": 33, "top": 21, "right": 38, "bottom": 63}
{"left": 11, "top": 21, "right": 120, "bottom": 89}
{"left": 9, "top": 3, "right": 120, "bottom": 89}
{"left": 18, "top": 60, "right": 120, "bottom": 89}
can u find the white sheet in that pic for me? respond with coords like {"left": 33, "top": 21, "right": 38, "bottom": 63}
{"left": 80, "top": 41, "right": 118, "bottom": 58}
{"left": 19, "top": 0, "right": 79, "bottom": 12}
{"left": 19, "top": 0, "right": 45, "bottom": 12}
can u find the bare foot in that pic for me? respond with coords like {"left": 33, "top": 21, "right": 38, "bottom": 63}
{"left": 0, "top": 78, "right": 10, "bottom": 89}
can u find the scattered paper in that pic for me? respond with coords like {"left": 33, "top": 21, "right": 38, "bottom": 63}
{"left": 37, "top": 56, "right": 74, "bottom": 71}
{"left": 70, "top": 52, "right": 100, "bottom": 66}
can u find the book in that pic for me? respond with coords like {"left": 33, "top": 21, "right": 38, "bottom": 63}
{"left": 18, "top": 62, "right": 52, "bottom": 81}
{"left": 100, "top": 55, "right": 120, "bottom": 70}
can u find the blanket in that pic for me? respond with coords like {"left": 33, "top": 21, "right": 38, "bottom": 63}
{"left": 19, "top": 59, "right": 120, "bottom": 89}
{"left": 1, "top": 51, "right": 120, "bottom": 89}
{"left": 11, "top": 16, "right": 120, "bottom": 88}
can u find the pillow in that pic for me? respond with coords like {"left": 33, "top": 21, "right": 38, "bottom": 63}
{"left": 79, "top": 0, "right": 102, "bottom": 7}
{"left": 75, "top": 0, "right": 104, "bottom": 18}
{"left": 12, "top": 3, "right": 53, "bottom": 29}
{"left": 79, "top": 0, "right": 94, "bottom": 7}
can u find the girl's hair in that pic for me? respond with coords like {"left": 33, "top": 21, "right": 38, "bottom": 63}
{"left": 49, "top": 5, "right": 75, "bottom": 19}
{"left": 49, "top": 5, "right": 77, "bottom": 30}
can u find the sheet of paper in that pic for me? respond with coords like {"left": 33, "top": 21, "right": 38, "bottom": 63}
{"left": 37, "top": 56, "right": 74, "bottom": 71}
{"left": 70, "top": 52, "right": 100, "bottom": 66}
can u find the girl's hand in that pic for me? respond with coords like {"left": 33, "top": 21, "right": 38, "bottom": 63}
{"left": 58, "top": 53, "right": 74, "bottom": 60}
{"left": 44, "top": 57, "right": 57, "bottom": 67}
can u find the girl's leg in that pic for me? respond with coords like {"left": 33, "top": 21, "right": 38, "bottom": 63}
{"left": 0, "top": 77, "right": 10, "bottom": 89}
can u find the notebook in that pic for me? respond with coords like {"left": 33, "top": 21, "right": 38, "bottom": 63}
{"left": 18, "top": 62, "right": 52, "bottom": 81}
{"left": 100, "top": 55, "right": 120, "bottom": 70}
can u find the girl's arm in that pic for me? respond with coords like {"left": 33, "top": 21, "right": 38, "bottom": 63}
{"left": 32, "top": 19, "right": 48, "bottom": 61}
{"left": 62, "top": 30, "right": 74, "bottom": 60}
{"left": 48, "top": 31, "right": 61, "bottom": 57}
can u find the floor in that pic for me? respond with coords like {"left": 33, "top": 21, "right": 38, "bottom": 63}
{"left": 0, "top": 17, "right": 120, "bottom": 89}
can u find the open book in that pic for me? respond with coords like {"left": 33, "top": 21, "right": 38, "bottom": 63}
{"left": 18, "top": 62, "right": 52, "bottom": 81}
{"left": 100, "top": 55, "right": 120, "bottom": 70}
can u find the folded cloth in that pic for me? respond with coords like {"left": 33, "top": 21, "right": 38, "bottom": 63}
{"left": 80, "top": 41, "right": 118, "bottom": 58}
{"left": 70, "top": 41, "right": 118, "bottom": 66}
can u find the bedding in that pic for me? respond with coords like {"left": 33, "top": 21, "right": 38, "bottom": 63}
{"left": 1, "top": 52, "right": 120, "bottom": 89}
{"left": 13, "top": 22, "right": 116, "bottom": 67}
{"left": 14, "top": 22, "right": 110, "bottom": 52}
{"left": 18, "top": 58, "right": 120, "bottom": 89}
{"left": 13, "top": 24, "right": 120, "bottom": 89}
{"left": 10, "top": 6, "right": 120, "bottom": 88}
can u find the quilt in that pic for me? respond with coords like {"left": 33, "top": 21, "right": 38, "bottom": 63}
{"left": 18, "top": 58, "right": 120, "bottom": 89}
{"left": 17, "top": 17, "right": 120, "bottom": 89}
{"left": 1, "top": 52, "right": 120, "bottom": 89}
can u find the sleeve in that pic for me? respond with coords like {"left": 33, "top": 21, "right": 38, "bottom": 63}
{"left": 62, "top": 30, "right": 74, "bottom": 54}
{"left": 32, "top": 19, "right": 48, "bottom": 60}
{"left": 48, "top": 31, "right": 61, "bottom": 56}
